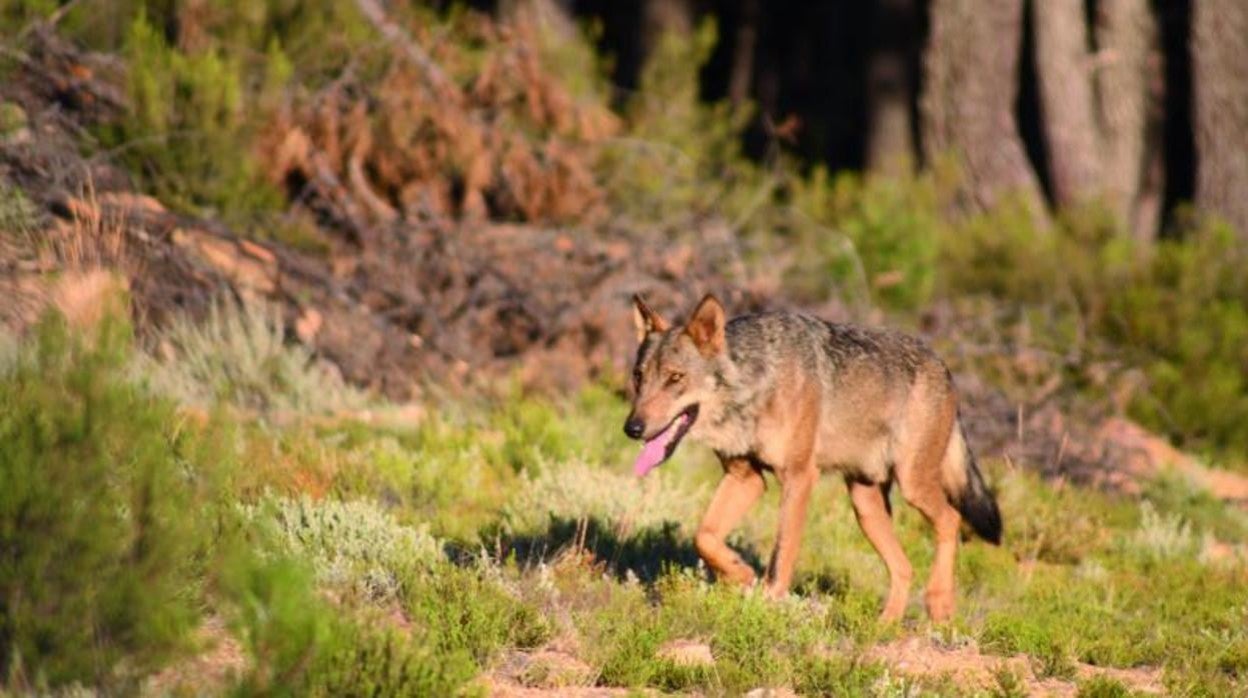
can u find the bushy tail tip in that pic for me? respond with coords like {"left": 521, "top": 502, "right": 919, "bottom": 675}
{"left": 955, "top": 449, "right": 1002, "bottom": 545}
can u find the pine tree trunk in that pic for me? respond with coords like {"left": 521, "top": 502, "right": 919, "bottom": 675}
{"left": 499, "top": 0, "right": 577, "bottom": 39}
{"left": 1192, "top": 0, "right": 1248, "bottom": 238}
{"left": 1032, "top": 0, "right": 1162, "bottom": 239}
{"left": 865, "top": 0, "right": 918, "bottom": 175}
{"left": 920, "top": 0, "right": 1046, "bottom": 215}
{"left": 1096, "top": 0, "right": 1163, "bottom": 240}
{"left": 1032, "top": 0, "right": 1102, "bottom": 204}
{"left": 727, "top": 0, "right": 759, "bottom": 106}
{"left": 641, "top": 0, "right": 693, "bottom": 60}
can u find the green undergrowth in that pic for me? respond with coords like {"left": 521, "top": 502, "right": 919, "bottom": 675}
{"left": 2, "top": 311, "right": 1246, "bottom": 695}
{"left": 0, "top": 314, "right": 227, "bottom": 691}
{"left": 139, "top": 297, "right": 366, "bottom": 415}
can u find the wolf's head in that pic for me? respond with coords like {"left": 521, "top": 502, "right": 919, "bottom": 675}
{"left": 623, "top": 293, "right": 727, "bottom": 477}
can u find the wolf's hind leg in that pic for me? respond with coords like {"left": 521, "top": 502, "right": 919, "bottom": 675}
{"left": 695, "top": 458, "right": 765, "bottom": 587}
{"left": 896, "top": 450, "right": 961, "bottom": 622}
{"left": 894, "top": 385, "right": 962, "bottom": 622}
{"left": 848, "top": 479, "right": 913, "bottom": 622}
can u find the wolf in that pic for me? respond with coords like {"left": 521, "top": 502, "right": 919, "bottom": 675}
{"left": 623, "top": 293, "right": 1001, "bottom": 622}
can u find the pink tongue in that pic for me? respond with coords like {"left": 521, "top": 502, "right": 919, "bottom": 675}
{"left": 633, "top": 413, "right": 689, "bottom": 477}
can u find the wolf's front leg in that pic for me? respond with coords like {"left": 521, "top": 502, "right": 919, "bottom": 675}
{"left": 695, "top": 458, "right": 765, "bottom": 586}
{"left": 764, "top": 465, "right": 817, "bottom": 598}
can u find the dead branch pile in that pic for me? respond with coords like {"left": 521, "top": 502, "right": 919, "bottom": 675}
{"left": 258, "top": 9, "right": 619, "bottom": 236}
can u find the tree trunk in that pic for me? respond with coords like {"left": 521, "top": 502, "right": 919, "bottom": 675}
{"left": 920, "top": 0, "right": 1046, "bottom": 216}
{"left": 1031, "top": 0, "right": 1162, "bottom": 240}
{"left": 865, "top": 0, "right": 918, "bottom": 175}
{"left": 1097, "top": 0, "right": 1163, "bottom": 240}
{"left": 641, "top": 0, "right": 693, "bottom": 60}
{"left": 499, "top": 0, "right": 577, "bottom": 40}
{"left": 727, "top": 0, "right": 759, "bottom": 106}
{"left": 1192, "top": 0, "right": 1248, "bottom": 239}
{"left": 1032, "top": 0, "right": 1102, "bottom": 204}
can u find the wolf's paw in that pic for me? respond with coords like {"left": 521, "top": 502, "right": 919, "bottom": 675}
{"left": 924, "top": 587, "right": 954, "bottom": 623}
{"left": 762, "top": 583, "right": 791, "bottom": 601}
{"left": 878, "top": 600, "right": 907, "bottom": 623}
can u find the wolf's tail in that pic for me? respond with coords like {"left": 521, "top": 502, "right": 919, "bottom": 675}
{"left": 942, "top": 420, "right": 1002, "bottom": 545}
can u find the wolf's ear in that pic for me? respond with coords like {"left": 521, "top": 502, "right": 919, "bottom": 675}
{"left": 633, "top": 294, "right": 669, "bottom": 342}
{"left": 685, "top": 293, "right": 725, "bottom": 355}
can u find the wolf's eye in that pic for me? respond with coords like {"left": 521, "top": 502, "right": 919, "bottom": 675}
{"left": 665, "top": 371, "right": 685, "bottom": 386}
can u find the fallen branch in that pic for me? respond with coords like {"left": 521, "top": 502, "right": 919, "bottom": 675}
{"left": 352, "top": 0, "right": 455, "bottom": 97}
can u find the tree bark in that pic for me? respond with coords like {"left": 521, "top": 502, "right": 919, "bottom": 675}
{"left": 1097, "top": 0, "right": 1163, "bottom": 240}
{"left": 920, "top": 0, "right": 1046, "bottom": 216}
{"left": 865, "top": 0, "right": 918, "bottom": 175}
{"left": 1192, "top": 0, "right": 1248, "bottom": 239}
{"left": 499, "top": 0, "right": 577, "bottom": 40}
{"left": 641, "top": 0, "right": 693, "bottom": 60}
{"left": 1032, "top": 0, "right": 1102, "bottom": 204}
{"left": 727, "top": 0, "right": 759, "bottom": 106}
{"left": 1032, "top": 0, "right": 1162, "bottom": 239}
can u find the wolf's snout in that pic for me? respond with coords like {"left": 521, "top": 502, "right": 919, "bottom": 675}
{"left": 623, "top": 416, "right": 645, "bottom": 439}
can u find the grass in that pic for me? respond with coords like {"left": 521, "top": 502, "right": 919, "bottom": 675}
{"left": 2, "top": 310, "right": 1246, "bottom": 695}
{"left": 140, "top": 297, "right": 366, "bottom": 414}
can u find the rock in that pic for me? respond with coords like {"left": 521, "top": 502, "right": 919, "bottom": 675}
{"left": 174, "top": 229, "right": 278, "bottom": 295}
{"left": 295, "top": 307, "right": 323, "bottom": 343}
{"left": 97, "top": 191, "right": 166, "bottom": 215}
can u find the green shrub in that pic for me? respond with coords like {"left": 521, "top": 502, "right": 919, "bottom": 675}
{"left": 223, "top": 553, "right": 477, "bottom": 697}
{"left": 1124, "top": 501, "right": 1199, "bottom": 564}
{"left": 235, "top": 496, "right": 547, "bottom": 692}
{"left": 601, "top": 19, "right": 761, "bottom": 227}
{"left": 501, "top": 461, "right": 705, "bottom": 537}
{"left": 402, "top": 561, "right": 551, "bottom": 666}
{"left": 141, "top": 298, "right": 365, "bottom": 414}
{"left": 1104, "top": 222, "right": 1248, "bottom": 458}
{"left": 242, "top": 495, "right": 441, "bottom": 603}
{"left": 1142, "top": 472, "right": 1248, "bottom": 547}
{"left": 298, "top": 619, "right": 475, "bottom": 697}
{"left": 95, "top": 11, "right": 282, "bottom": 223}
{"left": 939, "top": 203, "right": 1248, "bottom": 463}
{"left": 786, "top": 168, "right": 944, "bottom": 310}
{"left": 0, "top": 180, "right": 38, "bottom": 235}
{"left": 0, "top": 314, "right": 205, "bottom": 689}
{"left": 1077, "top": 676, "right": 1136, "bottom": 697}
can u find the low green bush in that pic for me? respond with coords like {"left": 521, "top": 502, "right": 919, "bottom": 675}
{"left": 935, "top": 202, "right": 1248, "bottom": 463}
{"left": 243, "top": 495, "right": 441, "bottom": 603}
{"left": 141, "top": 298, "right": 366, "bottom": 414}
{"left": 601, "top": 19, "right": 761, "bottom": 228}
{"left": 0, "top": 180, "right": 38, "bottom": 235}
{"left": 234, "top": 493, "right": 548, "bottom": 693}
{"left": 96, "top": 11, "right": 283, "bottom": 223}
{"left": 0, "top": 314, "right": 207, "bottom": 689}
{"left": 786, "top": 168, "right": 945, "bottom": 311}
{"left": 222, "top": 555, "right": 478, "bottom": 697}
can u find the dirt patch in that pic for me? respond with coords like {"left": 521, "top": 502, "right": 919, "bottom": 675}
{"left": 866, "top": 636, "right": 1163, "bottom": 696}
{"left": 142, "top": 617, "right": 246, "bottom": 696}
{"left": 483, "top": 647, "right": 636, "bottom": 697}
